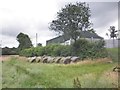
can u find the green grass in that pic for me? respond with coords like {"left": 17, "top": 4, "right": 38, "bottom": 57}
{"left": 2, "top": 56, "right": 118, "bottom": 88}
{"left": 107, "top": 48, "right": 119, "bottom": 62}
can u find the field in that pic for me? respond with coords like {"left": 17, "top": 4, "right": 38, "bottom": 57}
{"left": 1, "top": 48, "right": 119, "bottom": 88}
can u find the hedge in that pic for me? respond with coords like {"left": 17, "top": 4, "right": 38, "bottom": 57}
{"left": 19, "top": 39, "right": 108, "bottom": 60}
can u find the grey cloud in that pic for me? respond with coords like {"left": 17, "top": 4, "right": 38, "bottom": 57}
{"left": 1, "top": 26, "right": 23, "bottom": 38}
{"left": 89, "top": 2, "right": 117, "bottom": 18}
{"left": 89, "top": 2, "right": 118, "bottom": 29}
{"left": 1, "top": 1, "right": 118, "bottom": 47}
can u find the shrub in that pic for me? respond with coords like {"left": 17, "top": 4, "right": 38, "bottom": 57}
{"left": 19, "top": 39, "right": 108, "bottom": 60}
{"left": 45, "top": 44, "right": 60, "bottom": 56}
{"left": 2, "top": 47, "right": 18, "bottom": 55}
{"left": 45, "top": 44, "right": 71, "bottom": 56}
{"left": 19, "top": 48, "right": 33, "bottom": 57}
{"left": 52, "top": 44, "right": 63, "bottom": 56}
{"left": 34, "top": 47, "right": 45, "bottom": 56}
{"left": 71, "top": 39, "right": 108, "bottom": 60}
{"left": 60, "top": 45, "right": 71, "bottom": 56}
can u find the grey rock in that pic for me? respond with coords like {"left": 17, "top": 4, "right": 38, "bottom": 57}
{"left": 49, "top": 57, "right": 55, "bottom": 63}
{"left": 36, "top": 57, "right": 42, "bottom": 63}
{"left": 71, "top": 57, "right": 80, "bottom": 62}
{"left": 63, "top": 56, "right": 72, "bottom": 64}
{"left": 29, "top": 57, "right": 36, "bottom": 63}
{"left": 54, "top": 57, "right": 62, "bottom": 63}
{"left": 47, "top": 56, "right": 53, "bottom": 63}
{"left": 42, "top": 57, "right": 48, "bottom": 63}
{"left": 59, "top": 57, "right": 65, "bottom": 64}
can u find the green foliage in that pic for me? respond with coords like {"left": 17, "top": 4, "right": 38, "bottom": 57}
{"left": 71, "top": 39, "right": 108, "bottom": 59}
{"left": 72, "top": 39, "right": 89, "bottom": 56}
{"left": 20, "top": 44, "right": 71, "bottom": 57}
{"left": 107, "top": 48, "right": 119, "bottom": 62}
{"left": 49, "top": 2, "right": 93, "bottom": 41}
{"left": 19, "top": 47, "right": 33, "bottom": 57}
{"left": 2, "top": 47, "right": 18, "bottom": 55}
{"left": 17, "top": 32, "right": 33, "bottom": 51}
{"left": 34, "top": 47, "right": 45, "bottom": 56}
{"left": 19, "top": 39, "right": 108, "bottom": 60}
{"left": 60, "top": 45, "right": 71, "bottom": 57}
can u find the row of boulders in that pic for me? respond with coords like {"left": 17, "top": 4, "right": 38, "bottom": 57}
{"left": 27, "top": 56, "right": 80, "bottom": 64}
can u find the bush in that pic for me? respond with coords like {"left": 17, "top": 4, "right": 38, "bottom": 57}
{"left": 2, "top": 47, "right": 18, "bottom": 55}
{"left": 44, "top": 44, "right": 71, "bottom": 56}
{"left": 34, "top": 47, "right": 45, "bottom": 56}
{"left": 45, "top": 44, "right": 58, "bottom": 56}
{"left": 19, "top": 47, "right": 34, "bottom": 57}
{"left": 71, "top": 39, "right": 90, "bottom": 58}
{"left": 71, "top": 39, "right": 108, "bottom": 60}
{"left": 19, "top": 39, "right": 108, "bottom": 60}
{"left": 60, "top": 45, "right": 71, "bottom": 57}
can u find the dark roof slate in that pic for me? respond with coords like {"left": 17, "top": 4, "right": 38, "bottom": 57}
{"left": 46, "top": 31, "right": 103, "bottom": 45}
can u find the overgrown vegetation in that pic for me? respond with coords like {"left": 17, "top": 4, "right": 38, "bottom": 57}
{"left": 2, "top": 56, "right": 118, "bottom": 88}
{"left": 2, "top": 47, "right": 18, "bottom": 55}
{"left": 107, "top": 48, "right": 119, "bottom": 62}
{"left": 19, "top": 39, "right": 108, "bottom": 60}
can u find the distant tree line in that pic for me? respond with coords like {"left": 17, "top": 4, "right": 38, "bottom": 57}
{"left": 2, "top": 47, "right": 18, "bottom": 55}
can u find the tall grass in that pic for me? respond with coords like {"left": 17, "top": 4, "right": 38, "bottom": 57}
{"left": 107, "top": 48, "right": 119, "bottom": 62}
{"left": 2, "top": 57, "right": 118, "bottom": 88}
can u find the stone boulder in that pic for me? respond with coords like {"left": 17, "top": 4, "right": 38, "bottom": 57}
{"left": 42, "top": 57, "right": 48, "bottom": 63}
{"left": 71, "top": 57, "right": 80, "bottom": 63}
{"left": 54, "top": 57, "right": 62, "bottom": 63}
{"left": 46, "top": 56, "right": 53, "bottom": 63}
{"left": 48, "top": 57, "right": 55, "bottom": 63}
{"left": 63, "top": 56, "right": 72, "bottom": 64}
{"left": 59, "top": 57, "right": 66, "bottom": 64}
{"left": 36, "top": 56, "right": 42, "bottom": 63}
{"left": 29, "top": 57, "right": 36, "bottom": 63}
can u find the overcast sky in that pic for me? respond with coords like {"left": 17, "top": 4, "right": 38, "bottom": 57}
{"left": 0, "top": 0, "right": 119, "bottom": 47}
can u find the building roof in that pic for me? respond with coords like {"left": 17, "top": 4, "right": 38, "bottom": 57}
{"left": 46, "top": 31, "right": 103, "bottom": 45}
{"left": 80, "top": 31, "right": 103, "bottom": 39}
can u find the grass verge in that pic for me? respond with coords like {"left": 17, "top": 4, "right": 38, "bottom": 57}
{"left": 2, "top": 56, "right": 118, "bottom": 88}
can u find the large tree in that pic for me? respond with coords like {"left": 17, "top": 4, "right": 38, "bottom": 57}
{"left": 49, "top": 2, "right": 92, "bottom": 42}
{"left": 17, "top": 32, "right": 33, "bottom": 50}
